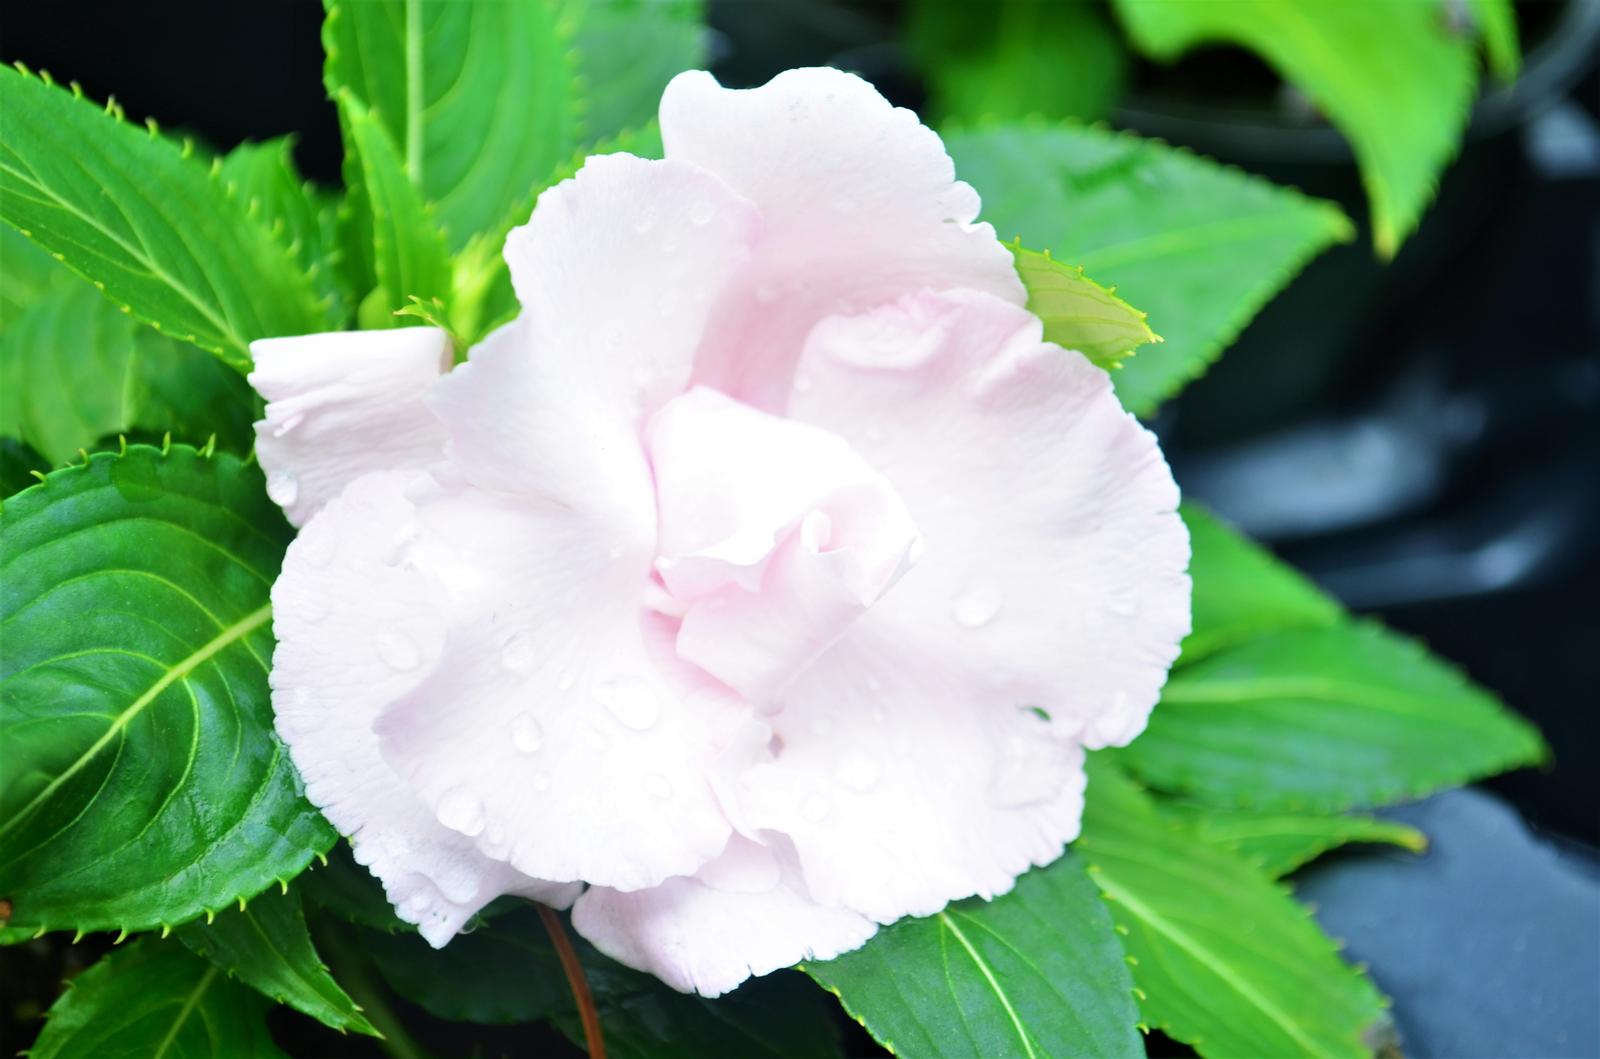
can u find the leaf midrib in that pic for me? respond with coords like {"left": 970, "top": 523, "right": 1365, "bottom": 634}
{"left": 937, "top": 911, "right": 1039, "bottom": 1059}
{"left": 152, "top": 965, "right": 218, "bottom": 1059}
{"left": 0, "top": 602, "right": 272, "bottom": 841}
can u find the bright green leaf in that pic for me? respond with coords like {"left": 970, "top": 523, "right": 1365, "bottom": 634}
{"left": 568, "top": 0, "right": 704, "bottom": 141}
{"left": 1181, "top": 504, "right": 1340, "bottom": 664}
{"left": 322, "top": 0, "right": 580, "bottom": 249}
{"left": 0, "top": 444, "right": 336, "bottom": 937}
{"left": 1012, "top": 243, "right": 1159, "bottom": 372}
{"left": 219, "top": 138, "right": 346, "bottom": 320}
{"left": 175, "top": 882, "right": 377, "bottom": 1036}
{"left": 806, "top": 852, "right": 1142, "bottom": 1059}
{"left": 1470, "top": 0, "right": 1520, "bottom": 82}
{"left": 336, "top": 90, "right": 452, "bottom": 327}
{"left": 0, "top": 67, "right": 329, "bottom": 369}
{"left": 28, "top": 938, "right": 286, "bottom": 1059}
{"left": 0, "top": 278, "right": 255, "bottom": 465}
{"left": 1111, "top": 0, "right": 1477, "bottom": 257}
{"left": 0, "top": 225, "right": 74, "bottom": 330}
{"left": 1119, "top": 624, "right": 1548, "bottom": 812}
{"left": 1080, "top": 761, "right": 1386, "bottom": 1058}
{"left": 1161, "top": 802, "right": 1427, "bottom": 877}
{"left": 908, "top": 0, "right": 1129, "bottom": 124}
{"left": 946, "top": 122, "right": 1352, "bottom": 415}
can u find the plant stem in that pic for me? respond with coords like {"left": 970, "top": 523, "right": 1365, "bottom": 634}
{"left": 537, "top": 904, "right": 607, "bottom": 1059}
{"left": 316, "top": 919, "right": 431, "bottom": 1059}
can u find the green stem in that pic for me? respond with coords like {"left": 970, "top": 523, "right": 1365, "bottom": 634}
{"left": 316, "top": 919, "right": 431, "bottom": 1059}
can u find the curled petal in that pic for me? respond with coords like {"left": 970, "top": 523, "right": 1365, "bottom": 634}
{"left": 270, "top": 471, "right": 575, "bottom": 945}
{"left": 249, "top": 328, "right": 450, "bottom": 526}
{"left": 660, "top": 67, "right": 1023, "bottom": 410}
{"left": 572, "top": 835, "right": 876, "bottom": 997}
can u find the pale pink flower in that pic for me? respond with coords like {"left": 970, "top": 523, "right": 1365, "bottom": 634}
{"left": 253, "top": 67, "right": 1190, "bottom": 997}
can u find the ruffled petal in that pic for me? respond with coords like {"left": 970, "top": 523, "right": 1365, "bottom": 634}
{"left": 571, "top": 835, "right": 876, "bottom": 997}
{"left": 659, "top": 67, "right": 1023, "bottom": 411}
{"left": 270, "top": 471, "right": 577, "bottom": 945}
{"left": 249, "top": 328, "right": 450, "bottom": 527}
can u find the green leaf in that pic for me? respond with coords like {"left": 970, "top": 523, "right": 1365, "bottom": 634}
{"left": 28, "top": 938, "right": 286, "bottom": 1059}
{"left": 0, "top": 67, "right": 329, "bottom": 369}
{"left": 946, "top": 121, "right": 1352, "bottom": 415}
{"left": 298, "top": 840, "right": 412, "bottom": 934}
{"left": 0, "top": 436, "right": 46, "bottom": 497}
{"left": 322, "top": 0, "right": 580, "bottom": 250}
{"left": 0, "top": 225, "right": 74, "bottom": 330}
{"left": 567, "top": 0, "right": 705, "bottom": 141}
{"left": 1079, "top": 761, "right": 1386, "bottom": 1058}
{"left": 362, "top": 907, "right": 844, "bottom": 1057}
{"left": 175, "top": 882, "right": 377, "bottom": 1036}
{"left": 0, "top": 444, "right": 335, "bottom": 937}
{"left": 336, "top": 90, "right": 453, "bottom": 327}
{"left": 218, "top": 138, "right": 346, "bottom": 320}
{"left": 908, "top": 0, "right": 1128, "bottom": 124}
{"left": 1160, "top": 802, "right": 1427, "bottom": 877}
{"left": 806, "top": 852, "right": 1142, "bottom": 1059}
{"left": 1181, "top": 504, "right": 1340, "bottom": 664}
{"left": 1012, "top": 243, "right": 1158, "bottom": 372}
{"left": 1110, "top": 0, "right": 1477, "bottom": 257}
{"left": 1119, "top": 623, "right": 1548, "bottom": 812}
{"left": 0, "top": 278, "right": 255, "bottom": 465}
{"left": 1470, "top": 0, "right": 1520, "bottom": 82}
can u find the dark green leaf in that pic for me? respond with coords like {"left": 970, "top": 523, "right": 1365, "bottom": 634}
{"left": 1160, "top": 802, "right": 1427, "bottom": 877}
{"left": 0, "top": 67, "right": 329, "bottom": 369}
{"left": 0, "top": 436, "right": 46, "bottom": 497}
{"left": 0, "top": 444, "right": 336, "bottom": 937}
{"left": 0, "top": 278, "right": 255, "bottom": 465}
{"left": 568, "top": 0, "right": 704, "bottom": 141}
{"left": 946, "top": 121, "right": 1353, "bottom": 415}
{"left": 1110, "top": 0, "right": 1478, "bottom": 257}
{"left": 1079, "top": 761, "right": 1385, "bottom": 1058}
{"left": 322, "top": 0, "right": 580, "bottom": 249}
{"left": 1119, "top": 624, "right": 1548, "bottom": 812}
{"left": 1012, "top": 243, "right": 1158, "bottom": 372}
{"left": 299, "top": 839, "right": 412, "bottom": 934}
{"left": 1180, "top": 504, "right": 1340, "bottom": 665}
{"left": 28, "top": 938, "right": 285, "bottom": 1059}
{"left": 806, "top": 852, "right": 1142, "bottom": 1059}
{"left": 176, "top": 882, "right": 378, "bottom": 1035}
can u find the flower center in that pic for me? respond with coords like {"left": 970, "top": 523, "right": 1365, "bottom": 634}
{"left": 645, "top": 386, "right": 921, "bottom": 704}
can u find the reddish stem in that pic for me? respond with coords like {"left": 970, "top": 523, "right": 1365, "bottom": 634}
{"left": 537, "top": 903, "right": 607, "bottom": 1059}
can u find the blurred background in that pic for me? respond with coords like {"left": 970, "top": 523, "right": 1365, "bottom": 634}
{"left": 2, "top": 1, "right": 1596, "bottom": 1055}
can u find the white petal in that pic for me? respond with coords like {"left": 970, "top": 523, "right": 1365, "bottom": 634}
{"left": 249, "top": 328, "right": 450, "bottom": 526}
{"left": 659, "top": 67, "right": 1023, "bottom": 411}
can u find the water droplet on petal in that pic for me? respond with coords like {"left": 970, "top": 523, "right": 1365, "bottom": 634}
{"left": 533, "top": 771, "right": 552, "bottom": 792}
{"left": 594, "top": 679, "right": 660, "bottom": 731}
{"left": 688, "top": 200, "right": 715, "bottom": 226}
{"left": 557, "top": 671, "right": 576, "bottom": 692}
{"left": 437, "top": 788, "right": 486, "bottom": 836}
{"left": 266, "top": 469, "right": 299, "bottom": 507}
{"left": 376, "top": 632, "right": 420, "bottom": 670}
{"left": 511, "top": 713, "right": 543, "bottom": 753}
{"left": 953, "top": 584, "right": 1001, "bottom": 629}
{"left": 272, "top": 413, "right": 304, "bottom": 437}
{"left": 383, "top": 523, "right": 420, "bottom": 567}
{"left": 643, "top": 773, "right": 674, "bottom": 799}
{"left": 801, "top": 792, "right": 831, "bottom": 822}
{"left": 501, "top": 632, "right": 536, "bottom": 673}
{"left": 834, "top": 753, "right": 881, "bottom": 792}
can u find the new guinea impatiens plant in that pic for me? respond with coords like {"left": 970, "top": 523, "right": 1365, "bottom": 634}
{"left": 0, "top": 2, "right": 1545, "bottom": 1057}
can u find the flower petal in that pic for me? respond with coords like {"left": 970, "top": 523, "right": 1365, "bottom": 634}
{"left": 270, "top": 471, "right": 576, "bottom": 945}
{"left": 572, "top": 835, "right": 876, "bottom": 997}
{"left": 249, "top": 328, "right": 450, "bottom": 526}
{"left": 659, "top": 67, "right": 1023, "bottom": 411}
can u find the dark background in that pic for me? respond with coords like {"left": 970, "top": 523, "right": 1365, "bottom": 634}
{"left": 2, "top": 1, "right": 1596, "bottom": 1055}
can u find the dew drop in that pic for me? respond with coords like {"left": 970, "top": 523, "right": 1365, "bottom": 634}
{"left": 801, "top": 792, "right": 831, "bottom": 822}
{"left": 557, "top": 671, "right": 576, "bottom": 692}
{"left": 834, "top": 753, "right": 881, "bottom": 793}
{"left": 594, "top": 679, "right": 661, "bottom": 731}
{"left": 437, "top": 788, "right": 486, "bottom": 837}
{"left": 643, "top": 773, "right": 674, "bottom": 800}
{"left": 533, "top": 771, "right": 552, "bottom": 792}
{"left": 266, "top": 469, "right": 299, "bottom": 507}
{"left": 272, "top": 413, "right": 304, "bottom": 437}
{"left": 688, "top": 200, "right": 715, "bottom": 226}
{"left": 383, "top": 523, "right": 420, "bottom": 567}
{"left": 952, "top": 585, "right": 1001, "bottom": 629}
{"left": 376, "top": 631, "right": 421, "bottom": 670}
{"left": 501, "top": 632, "right": 536, "bottom": 673}
{"left": 511, "top": 712, "right": 543, "bottom": 753}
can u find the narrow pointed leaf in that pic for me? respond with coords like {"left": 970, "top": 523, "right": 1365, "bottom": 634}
{"left": 0, "top": 67, "right": 329, "bottom": 369}
{"left": 946, "top": 121, "right": 1353, "bottom": 415}
{"left": 176, "top": 882, "right": 377, "bottom": 1036}
{"left": 1118, "top": 624, "right": 1548, "bottom": 812}
{"left": 28, "top": 938, "right": 286, "bottom": 1059}
{"left": 0, "top": 445, "right": 335, "bottom": 937}
{"left": 1012, "top": 244, "right": 1158, "bottom": 371}
{"left": 805, "top": 853, "right": 1143, "bottom": 1059}
{"left": 1080, "top": 761, "right": 1386, "bottom": 1058}
{"left": 1161, "top": 802, "right": 1427, "bottom": 877}
{"left": 219, "top": 139, "right": 347, "bottom": 319}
